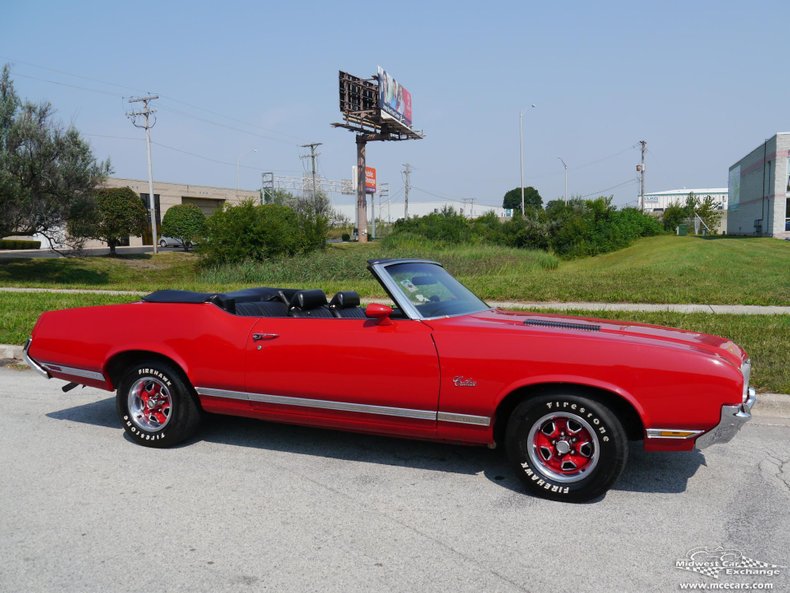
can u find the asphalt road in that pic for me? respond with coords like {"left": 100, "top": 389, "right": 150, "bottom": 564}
{"left": 1, "top": 366, "right": 788, "bottom": 593}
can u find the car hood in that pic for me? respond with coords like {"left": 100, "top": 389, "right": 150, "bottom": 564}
{"left": 438, "top": 309, "right": 747, "bottom": 369}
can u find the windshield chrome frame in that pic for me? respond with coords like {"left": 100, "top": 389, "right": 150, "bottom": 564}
{"left": 368, "top": 259, "right": 491, "bottom": 321}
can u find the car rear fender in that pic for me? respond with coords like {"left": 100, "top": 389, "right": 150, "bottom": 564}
{"left": 104, "top": 348, "right": 193, "bottom": 392}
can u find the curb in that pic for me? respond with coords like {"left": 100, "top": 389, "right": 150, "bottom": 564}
{"left": 0, "top": 344, "right": 23, "bottom": 361}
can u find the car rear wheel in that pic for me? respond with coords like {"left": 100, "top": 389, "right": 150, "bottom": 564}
{"left": 505, "top": 393, "right": 628, "bottom": 502}
{"left": 159, "top": 239, "right": 167, "bottom": 248}
{"left": 116, "top": 361, "right": 201, "bottom": 448}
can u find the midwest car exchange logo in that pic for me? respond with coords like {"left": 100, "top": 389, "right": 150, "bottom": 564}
{"left": 675, "top": 547, "right": 784, "bottom": 580}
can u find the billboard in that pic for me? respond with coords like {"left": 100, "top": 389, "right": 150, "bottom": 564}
{"left": 352, "top": 166, "right": 377, "bottom": 194}
{"left": 377, "top": 66, "right": 412, "bottom": 129}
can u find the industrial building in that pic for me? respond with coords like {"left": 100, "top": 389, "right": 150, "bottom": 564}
{"left": 727, "top": 132, "right": 790, "bottom": 238}
{"left": 642, "top": 188, "right": 728, "bottom": 213}
{"left": 102, "top": 177, "right": 258, "bottom": 247}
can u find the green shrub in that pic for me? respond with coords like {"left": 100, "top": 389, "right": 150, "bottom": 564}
{"left": 200, "top": 199, "right": 325, "bottom": 266}
{"left": 391, "top": 207, "right": 471, "bottom": 244}
{"left": 0, "top": 239, "right": 42, "bottom": 250}
{"left": 161, "top": 204, "right": 206, "bottom": 250}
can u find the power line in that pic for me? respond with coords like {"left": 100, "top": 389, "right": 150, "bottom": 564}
{"left": 6, "top": 58, "right": 304, "bottom": 146}
{"left": 579, "top": 178, "right": 639, "bottom": 199}
{"left": 155, "top": 104, "right": 299, "bottom": 146}
{"left": 12, "top": 72, "right": 123, "bottom": 98}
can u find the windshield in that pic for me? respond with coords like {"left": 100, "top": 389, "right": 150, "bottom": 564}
{"left": 382, "top": 262, "right": 489, "bottom": 319}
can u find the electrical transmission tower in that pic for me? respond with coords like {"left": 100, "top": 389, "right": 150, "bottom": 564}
{"left": 127, "top": 95, "right": 160, "bottom": 253}
{"left": 402, "top": 163, "right": 412, "bottom": 219}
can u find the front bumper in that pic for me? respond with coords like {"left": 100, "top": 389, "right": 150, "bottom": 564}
{"left": 695, "top": 387, "right": 756, "bottom": 449}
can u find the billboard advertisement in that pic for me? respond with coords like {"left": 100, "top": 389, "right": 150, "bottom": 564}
{"left": 352, "top": 166, "right": 377, "bottom": 194}
{"left": 377, "top": 66, "right": 412, "bottom": 129}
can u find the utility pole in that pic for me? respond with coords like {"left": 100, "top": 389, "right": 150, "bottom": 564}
{"left": 127, "top": 95, "right": 159, "bottom": 254}
{"left": 370, "top": 191, "right": 376, "bottom": 240}
{"left": 402, "top": 163, "right": 412, "bottom": 219}
{"left": 558, "top": 157, "right": 568, "bottom": 202}
{"left": 638, "top": 140, "right": 647, "bottom": 210}
{"left": 379, "top": 183, "right": 390, "bottom": 226}
{"left": 301, "top": 142, "right": 322, "bottom": 214}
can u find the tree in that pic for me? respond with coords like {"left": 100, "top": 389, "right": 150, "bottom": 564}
{"left": 161, "top": 204, "right": 205, "bottom": 250}
{"left": 694, "top": 194, "right": 723, "bottom": 235}
{"left": 0, "top": 64, "right": 110, "bottom": 244}
{"left": 503, "top": 186, "right": 542, "bottom": 215}
{"left": 201, "top": 199, "right": 325, "bottom": 266}
{"left": 70, "top": 187, "right": 147, "bottom": 255}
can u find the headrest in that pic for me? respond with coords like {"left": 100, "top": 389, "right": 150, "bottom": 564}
{"left": 329, "top": 291, "right": 360, "bottom": 309}
{"left": 290, "top": 289, "right": 327, "bottom": 310}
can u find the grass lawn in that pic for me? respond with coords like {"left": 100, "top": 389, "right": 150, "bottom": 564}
{"left": 3, "top": 291, "right": 787, "bottom": 393}
{"left": 1, "top": 235, "right": 788, "bottom": 304}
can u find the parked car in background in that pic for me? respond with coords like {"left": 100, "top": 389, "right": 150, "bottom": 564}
{"left": 24, "top": 259, "right": 755, "bottom": 502}
{"left": 158, "top": 236, "right": 192, "bottom": 249}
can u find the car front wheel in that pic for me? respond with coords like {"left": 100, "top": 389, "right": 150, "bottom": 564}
{"left": 159, "top": 239, "right": 167, "bottom": 248}
{"left": 505, "top": 393, "right": 628, "bottom": 502}
{"left": 116, "top": 361, "right": 201, "bottom": 448}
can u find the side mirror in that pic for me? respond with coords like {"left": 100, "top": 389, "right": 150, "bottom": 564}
{"left": 365, "top": 303, "right": 393, "bottom": 325}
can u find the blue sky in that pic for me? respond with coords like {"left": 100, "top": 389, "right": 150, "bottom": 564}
{"left": 3, "top": 0, "right": 788, "bottom": 212}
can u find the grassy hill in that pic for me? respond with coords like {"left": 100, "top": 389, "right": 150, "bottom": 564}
{"left": 1, "top": 235, "right": 787, "bottom": 305}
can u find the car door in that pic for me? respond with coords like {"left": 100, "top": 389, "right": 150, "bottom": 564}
{"left": 243, "top": 316, "right": 441, "bottom": 438}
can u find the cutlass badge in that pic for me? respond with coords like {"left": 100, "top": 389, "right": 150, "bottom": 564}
{"left": 453, "top": 376, "right": 477, "bottom": 388}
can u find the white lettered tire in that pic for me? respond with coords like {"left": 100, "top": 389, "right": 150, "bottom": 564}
{"left": 505, "top": 393, "right": 628, "bottom": 502}
{"left": 116, "top": 361, "right": 201, "bottom": 448}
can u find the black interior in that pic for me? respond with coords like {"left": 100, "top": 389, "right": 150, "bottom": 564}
{"left": 142, "top": 287, "right": 369, "bottom": 319}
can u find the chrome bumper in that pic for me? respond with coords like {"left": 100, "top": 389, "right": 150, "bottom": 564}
{"left": 23, "top": 338, "right": 50, "bottom": 379}
{"left": 695, "top": 388, "right": 756, "bottom": 449}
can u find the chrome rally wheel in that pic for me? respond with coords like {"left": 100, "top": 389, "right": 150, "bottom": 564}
{"left": 528, "top": 412, "right": 599, "bottom": 483}
{"left": 128, "top": 377, "right": 173, "bottom": 431}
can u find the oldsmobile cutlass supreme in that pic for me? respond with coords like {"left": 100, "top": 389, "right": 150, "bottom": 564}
{"left": 24, "top": 259, "right": 755, "bottom": 501}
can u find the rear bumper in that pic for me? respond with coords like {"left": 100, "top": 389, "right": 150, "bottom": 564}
{"left": 23, "top": 338, "right": 50, "bottom": 379}
{"left": 695, "top": 388, "right": 756, "bottom": 449}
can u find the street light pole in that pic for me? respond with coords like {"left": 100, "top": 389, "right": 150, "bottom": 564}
{"left": 558, "top": 157, "right": 568, "bottom": 202}
{"left": 519, "top": 104, "right": 536, "bottom": 215}
{"left": 236, "top": 148, "right": 257, "bottom": 196}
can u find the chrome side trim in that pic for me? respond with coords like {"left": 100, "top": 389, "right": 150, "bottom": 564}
{"left": 40, "top": 362, "right": 105, "bottom": 382}
{"left": 196, "top": 386, "right": 492, "bottom": 427}
{"left": 645, "top": 428, "right": 705, "bottom": 440}
{"left": 23, "top": 338, "right": 50, "bottom": 379}
{"left": 695, "top": 388, "right": 756, "bottom": 450}
{"left": 437, "top": 411, "right": 491, "bottom": 427}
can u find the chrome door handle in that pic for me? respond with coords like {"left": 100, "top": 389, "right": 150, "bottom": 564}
{"left": 252, "top": 333, "right": 279, "bottom": 341}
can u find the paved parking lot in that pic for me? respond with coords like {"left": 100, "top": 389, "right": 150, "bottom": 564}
{"left": 1, "top": 366, "right": 788, "bottom": 593}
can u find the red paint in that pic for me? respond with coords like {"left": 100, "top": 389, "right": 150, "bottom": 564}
{"left": 27, "top": 285, "right": 748, "bottom": 453}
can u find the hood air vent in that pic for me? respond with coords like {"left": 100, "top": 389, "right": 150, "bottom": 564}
{"left": 524, "top": 319, "right": 601, "bottom": 332}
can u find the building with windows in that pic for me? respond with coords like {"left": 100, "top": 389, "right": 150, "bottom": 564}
{"left": 641, "top": 188, "right": 728, "bottom": 213}
{"left": 103, "top": 177, "right": 258, "bottom": 247}
{"left": 641, "top": 187, "right": 728, "bottom": 233}
{"left": 727, "top": 133, "right": 790, "bottom": 238}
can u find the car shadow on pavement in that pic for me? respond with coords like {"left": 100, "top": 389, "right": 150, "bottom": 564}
{"left": 47, "top": 395, "right": 119, "bottom": 429}
{"left": 47, "top": 398, "right": 705, "bottom": 498}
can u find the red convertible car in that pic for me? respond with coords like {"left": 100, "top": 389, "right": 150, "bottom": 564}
{"left": 24, "top": 259, "right": 755, "bottom": 501}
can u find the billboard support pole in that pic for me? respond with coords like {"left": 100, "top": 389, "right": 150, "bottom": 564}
{"left": 356, "top": 136, "right": 368, "bottom": 243}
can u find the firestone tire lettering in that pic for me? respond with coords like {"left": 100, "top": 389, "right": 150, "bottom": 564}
{"left": 505, "top": 392, "right": 628, "bottom": 502}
